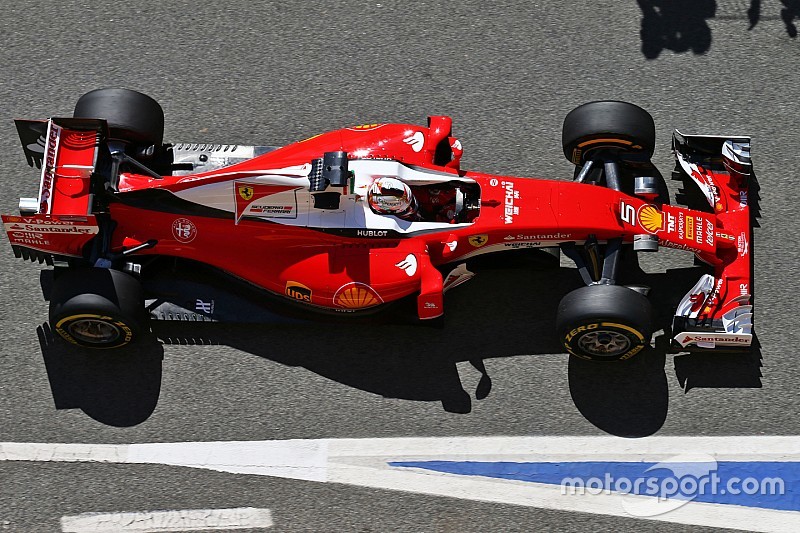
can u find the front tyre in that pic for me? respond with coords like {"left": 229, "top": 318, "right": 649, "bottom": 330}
{"left": 49, "top": 268, "right": 146, "bottom": 349}
{"left": 556, "top": 284, "right": 653, "bottom": 361}
{"left": 562, "top": 101, "right": 656, "bottom": 166}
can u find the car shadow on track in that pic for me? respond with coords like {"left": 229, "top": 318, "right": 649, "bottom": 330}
{"left": 36, "top": 261, "right": 762, "bottom": 434}
{"left": 37, "top": 322, "right": 163, "bottom": 427}
{"left": 152, "top": 265, "right": 572, "bottom": 415}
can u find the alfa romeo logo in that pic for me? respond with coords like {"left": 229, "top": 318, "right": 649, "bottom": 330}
{"left": 172, "top": 218, "right": 197, "bottom": 243}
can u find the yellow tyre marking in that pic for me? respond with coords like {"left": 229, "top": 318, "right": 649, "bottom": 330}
{"left": 577, "top": 138, "right": 634, "bottom": 148}
{"left": 54, "top": 313, "right": 134, "bottom": 348}
{"left": 599, "top": 321, "right": 645, "bottom": 342}
{"left": 563, "top": 321, "right": 647, "bottom": 361}
{"left": 55, "top": 313, "right": 114, "bottom": 329}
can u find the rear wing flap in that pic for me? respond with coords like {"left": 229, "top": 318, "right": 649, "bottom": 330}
{"left": 4, "top": 118, "right": 107, "bottom": 261}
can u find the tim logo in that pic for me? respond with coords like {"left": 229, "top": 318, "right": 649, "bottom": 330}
{"left": 195, "top": 299, "right": 215, "bottom": 314}
{"left": 286, "top": 281, "right": 312, "bottom": 303}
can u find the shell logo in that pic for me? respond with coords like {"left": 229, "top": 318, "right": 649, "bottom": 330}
{"left": 637, "top": 205, "right": 663, "bottom": 234}
{"left": 333, "top": 282, "right": 384, "bottom": 309}
{"left": 348, "top": 123, "right": 385, "bottom": 131}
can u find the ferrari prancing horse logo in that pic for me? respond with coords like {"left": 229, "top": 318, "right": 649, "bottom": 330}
{"left": 238, "top": 185, "right": 254, "bottom": 201}
{"left": 468, "top": 234, "right": 489, "bottom": 248}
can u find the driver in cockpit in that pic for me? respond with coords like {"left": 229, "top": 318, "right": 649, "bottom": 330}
{"left": 367, "top": 177, "right": 419, "bottom": 220}
{"left": 367, "top": 176, "right": 462, "bottom": 223}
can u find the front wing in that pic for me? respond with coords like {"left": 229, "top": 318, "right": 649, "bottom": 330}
{"left": 670, "top": 131, "right": 754, "bottom": 351}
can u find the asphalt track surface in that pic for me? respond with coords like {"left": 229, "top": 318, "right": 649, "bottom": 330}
{"left": 1, "top": 1, "right": 799, "bottom": 531}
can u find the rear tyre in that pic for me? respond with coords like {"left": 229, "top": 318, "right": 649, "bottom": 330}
{"left": 562, "top": 101, "right": 655, "bottom": 165}
{"left": 49, "top": 268, "right": 146, "bottom": 349}
{"left": 556, "top": 284, "right": 653, "bottom": 361}
{"left": 74, "top": 88, "right": 164, "bottom": 147}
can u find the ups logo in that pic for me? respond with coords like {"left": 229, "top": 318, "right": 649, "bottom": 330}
{"left": 285, "top": 281, "right": 312, "bottom": 303}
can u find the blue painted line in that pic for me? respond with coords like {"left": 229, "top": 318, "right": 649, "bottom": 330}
{"left": 388, "top": 461, "right": 799, "bottom": 512}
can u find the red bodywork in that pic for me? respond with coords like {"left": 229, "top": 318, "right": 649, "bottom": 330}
{"left": 2, "top": 116, "right": 752, "bottom": 348}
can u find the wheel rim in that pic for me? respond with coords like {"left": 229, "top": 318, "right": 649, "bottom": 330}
{"left": 577, "top": 329, "right": 632, "bottom": 357}
{"left": 68, "top": 319, "right": 122, "bottom": 345}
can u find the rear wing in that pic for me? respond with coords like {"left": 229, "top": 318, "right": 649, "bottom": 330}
{"left": 670, "top": 131, "right": 754, "bottom": 351}
{"left": 3, "top": 118, "right": 107, "bottom": 260}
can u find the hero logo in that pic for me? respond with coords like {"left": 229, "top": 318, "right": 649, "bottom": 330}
{"left": 502, "top": 181, "right": 520, "bottom": 224}
{"left": 40, "top": 125, "right": 59, "bottom": 214}
{"left": 395, "top": 254, "right": 418, "bottom": 276}
{"left": 403, "top": 131, "right": 425, "bottom": 152}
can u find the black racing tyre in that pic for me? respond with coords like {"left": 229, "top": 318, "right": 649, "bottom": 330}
{"left": 556, "top": 284, "right": 653, "bottom": 361}
{"left": 74, "top": 88, "right": 164, "bottom": 147}
{"left": 49, "top": 268, "right": 146, "bottom": 349}
{"left": 562, "top": 101, "right": 655, "bottom": 165}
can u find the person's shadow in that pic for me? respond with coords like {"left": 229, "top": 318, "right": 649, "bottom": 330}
{"left": 748, "top": 0, "right": 800, "bottom": 37}
{"left": 638, "top": 0, "right": 717, "bottom": 59}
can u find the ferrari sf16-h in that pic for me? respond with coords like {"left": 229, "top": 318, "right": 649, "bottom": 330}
{"left": 2, "top": 89, "right": 754, "bottom": 361}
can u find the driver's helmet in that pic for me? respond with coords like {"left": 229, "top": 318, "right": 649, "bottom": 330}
{"left": 367, "top": 177, "right": 418, "bottom": 218}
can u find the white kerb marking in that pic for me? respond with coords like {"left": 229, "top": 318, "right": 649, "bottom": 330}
{"left": 3, "top": 436, "right": 799, "bottom": 533}
{"left": 60, "top": 507, "right": 273, "bottom": 532}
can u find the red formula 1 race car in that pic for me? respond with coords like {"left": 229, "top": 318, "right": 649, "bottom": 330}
{"left": 3, "top": 89, "right": 754, "bottom": 361}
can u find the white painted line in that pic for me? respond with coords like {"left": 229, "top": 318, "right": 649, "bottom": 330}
{"left": 326, "top": 436, "right": 800, "bottom": 461}
{"left": 127, "top": 439, "right": 328, "bottom": 481}
{"left": 4, "top": 436, "right": 799, "bottom": 465}
{"left": 60, "top": 507, "right": 273, "bottom": 532}
{"left": 3, "top": 436, "right": 798, "bottom": 533}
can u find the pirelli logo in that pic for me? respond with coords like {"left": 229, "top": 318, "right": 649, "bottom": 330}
{"left": 686, "top": 216, "right": 695, "bottom": 241}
